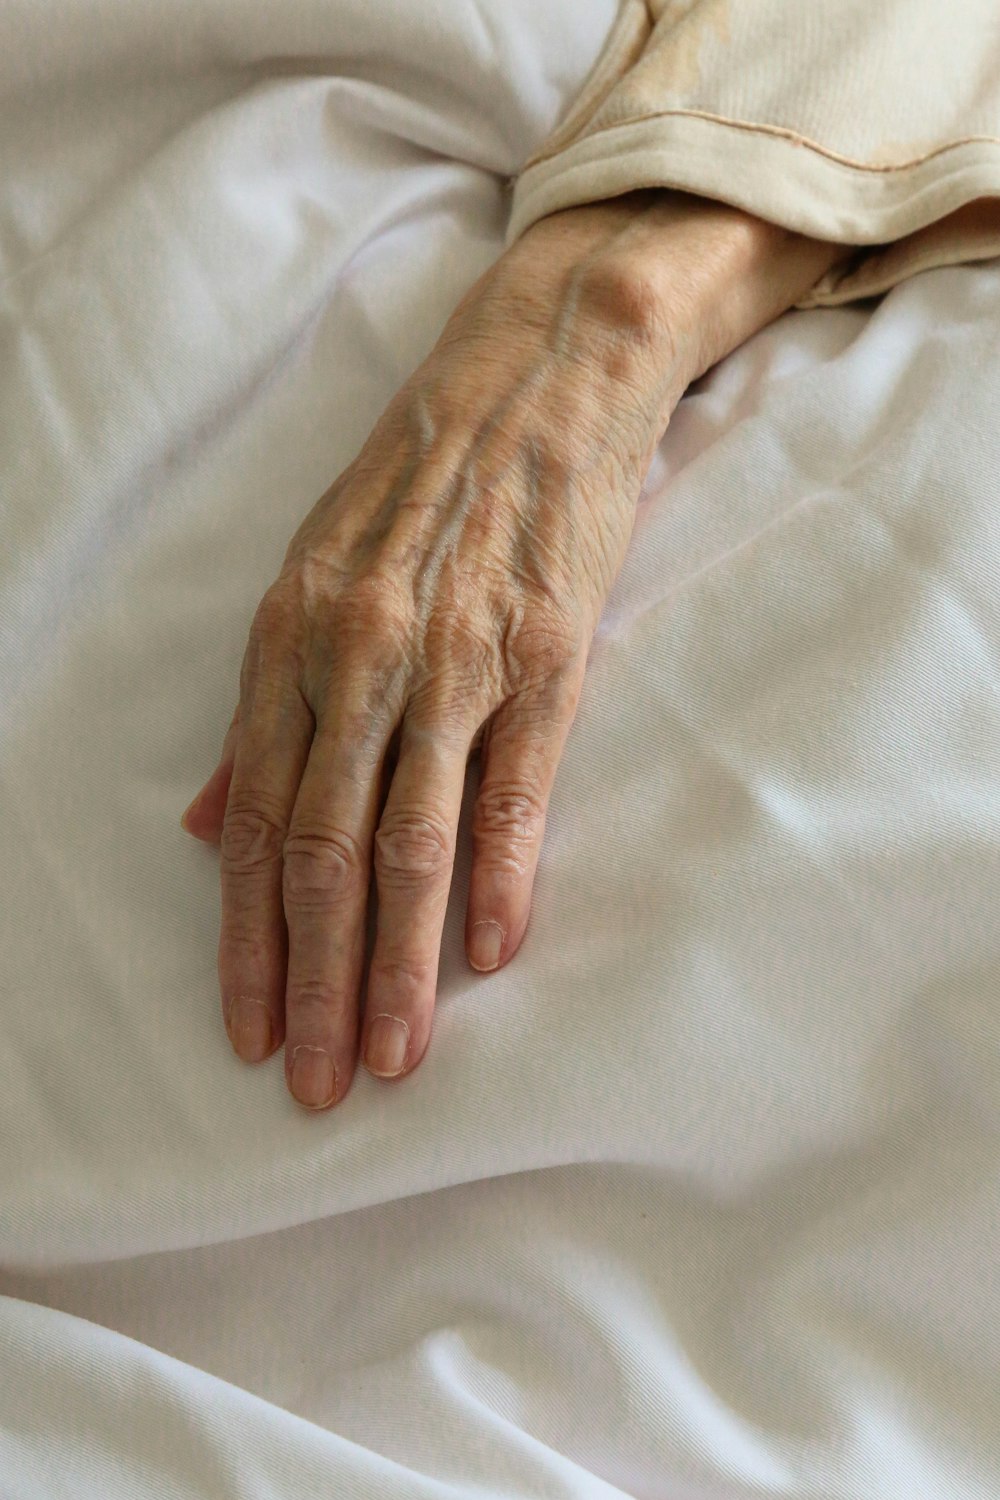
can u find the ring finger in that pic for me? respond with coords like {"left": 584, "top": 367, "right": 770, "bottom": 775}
{"left": 281, "top": 688, "right": 396, "bottom": 1109}
{"left": 361, "top": 703, "right": 478, "bottom": 1080}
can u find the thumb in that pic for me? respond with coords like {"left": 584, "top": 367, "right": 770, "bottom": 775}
{"left": 180, "top": 704, "right": 241, "bottom": 846}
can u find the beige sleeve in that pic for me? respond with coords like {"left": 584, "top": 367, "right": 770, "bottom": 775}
{"left": 507, "top": 0, "right": 1000, "bottom": 308}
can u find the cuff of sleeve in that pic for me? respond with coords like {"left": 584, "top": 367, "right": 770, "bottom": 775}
{"left": 507, "top": 111, "right": 1000, "bottom": 307}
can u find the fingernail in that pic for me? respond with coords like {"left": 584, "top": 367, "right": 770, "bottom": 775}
{"left": 290, "top": 1045, "right": 338, "bottom": 1109}
{"left": 469, "top": 920, "right": 504, "bottom": 971}
{"left": 228, "top": 997, "right": 273, "bottom": 1063}
{"left": 365, "top": 1014, "right": 409, "bottom": 1077}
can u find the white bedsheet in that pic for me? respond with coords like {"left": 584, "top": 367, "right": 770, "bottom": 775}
{"left": 2, "top": 3, "right": 999, "bottom": 1496}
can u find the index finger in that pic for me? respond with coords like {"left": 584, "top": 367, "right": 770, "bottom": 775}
{"left": 218, "top": 681, "right": 313, "bottom": 1065}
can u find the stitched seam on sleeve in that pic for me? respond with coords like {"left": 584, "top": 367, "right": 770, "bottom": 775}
{"left": 523, "top": 107, "right": 1000, "bottom": 176}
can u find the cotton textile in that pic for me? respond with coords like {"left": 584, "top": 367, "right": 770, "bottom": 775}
{"left": 509, "top": 0, "right": 1000, "bottom": 308}
{"left": 1, "top": 2, "right": 999, "bottom": 1497}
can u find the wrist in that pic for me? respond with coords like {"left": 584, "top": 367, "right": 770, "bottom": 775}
{"left": 503, "top": 189, "right": 846, "bottom": 396}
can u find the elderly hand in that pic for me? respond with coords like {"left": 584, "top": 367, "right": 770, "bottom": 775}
{"left": 180, "top": 190, "right": 842, "bottom": 1109}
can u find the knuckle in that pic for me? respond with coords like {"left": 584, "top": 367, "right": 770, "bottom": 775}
{"left": 526, "top": 626, "right": 577, "bottom": 676}
{"left": 284, "top": 975, "right": 341, "bottom": 1014}
{"left": 282, "top": 828, "right": 364, "bottom": 907}
{"left": 370, "top": 955, "right": 436, "bottom": 998}
{"left": 220, "top": 807, "right": 286, "bottom": 872}
{"left": 503, "top": 609, "right": 581, "bottom": 685}
{"left": 374, "top": 809, "right": 452, "bottom": 883}
{"left": 242, "top": 587, "right": 301, "bottom": 698}
{"left": 473, "top": 782, "right": 545, "bottom": 847}
{"left": 423, "top": 613, "right": 498, "bottom": 706}
{"left": 291, "top": 552, "right": 352, "bottom": 610}
{"left": 249, "top": 586, "right": 296, "bottom": 649}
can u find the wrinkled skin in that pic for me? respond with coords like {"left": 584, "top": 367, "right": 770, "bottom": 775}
{"left": 180, "top": 190, "right": 843, "bottom": 1109}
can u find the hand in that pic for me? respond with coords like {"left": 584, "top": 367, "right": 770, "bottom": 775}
{"left": 181, "top": 191, "right": 843, "bottom": 1109}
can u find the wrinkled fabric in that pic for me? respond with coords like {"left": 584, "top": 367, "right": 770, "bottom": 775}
{"left": 1, "top": 2, "right": 999, "bottom": 1497}
{"left": 509, "top": 0, "right": 1000, "bottom": 308}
